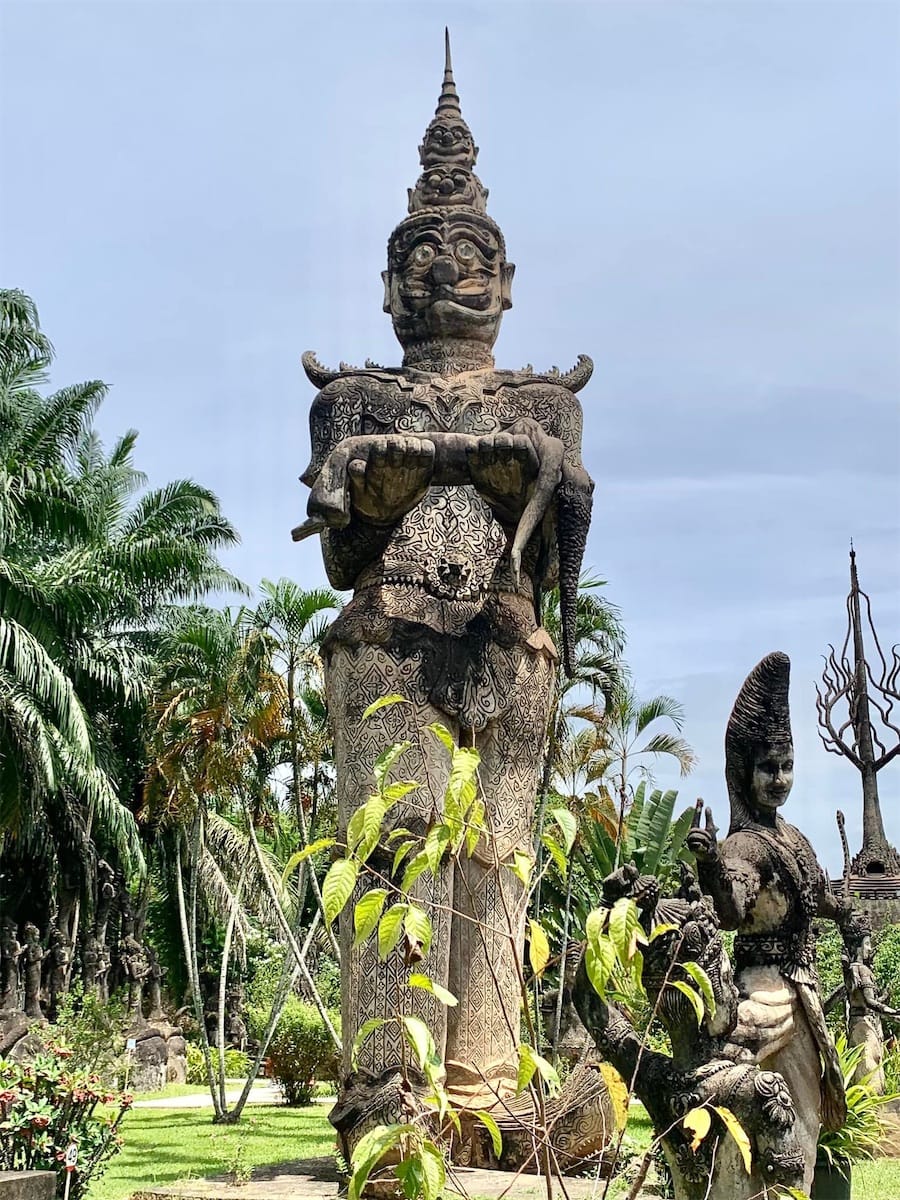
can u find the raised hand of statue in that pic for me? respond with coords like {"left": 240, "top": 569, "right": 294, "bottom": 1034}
{"left": 465, "top": 430, "right": 540, "bottom": 527}
{"left": 686, "top": 800, "right": 719, "bottom": 861}
{"left": 347, "top": 434, "right": 437, "bottom": 525}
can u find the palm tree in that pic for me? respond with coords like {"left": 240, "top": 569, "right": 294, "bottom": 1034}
{"left": 0, "top": 290, "right": 243, "bottom": 927}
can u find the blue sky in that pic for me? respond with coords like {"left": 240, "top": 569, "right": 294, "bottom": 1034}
{"left": 2, "top": 1, "right": 898, "bottom": 874}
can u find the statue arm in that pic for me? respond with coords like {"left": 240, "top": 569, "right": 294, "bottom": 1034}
{"left": 823, "top": 984, "right": 846, "bottom": 1015}
{"left": 694, "top": 838, "right": 762, "bottom": 929}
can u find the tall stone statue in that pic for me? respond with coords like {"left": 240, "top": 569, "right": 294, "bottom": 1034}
{"left": 22, "top": 922, "right": 45, "bottom": 1021}
{"left": 686, "top": 651, "right": 848, "bottom": 1192}
{"left": 82, "top": 934, "right": 101, "bottom": 999}
{"left": 297, "top": 36, "right": 593, "bottom": 1143}
{"left": 826, "top": 909, "right": 900, "bottom": 1092}
{"left": 46, "top": 926, "right": 70, "bottom": 1021}
{"left": 0, "top": 919, "right": 23, "bottom": 1012}
{"left": 120, "top": 932, "right": 148, "bottom": 1026}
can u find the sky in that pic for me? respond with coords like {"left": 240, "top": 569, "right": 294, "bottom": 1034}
{"left": 1, "top": 0, "right": 899, "bottom": 875}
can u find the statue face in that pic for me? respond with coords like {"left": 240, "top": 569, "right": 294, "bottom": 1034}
{"left": 384, "top": 213, "right": 514, "bottom": 349}
{"left": 419, "top": 118, "right": 476, "bottom": 166}
{"left": 750, "top": 743, "right": 794, "bottom": 813}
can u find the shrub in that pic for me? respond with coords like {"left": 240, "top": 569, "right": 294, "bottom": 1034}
{"left": 818, "top": 1033, "right": 896, "bottom": 1174}
{"left": 874, "top": 923, "right": 900, "bottom": 1008}
{"left": 50, "top": 984, "right": 127, "bottom": 1086}
{"left": 0, "top": 1049, "right": 131, "bottom": 1200}
{"left": 185, "top": 1044, "right": 251, "bottom": 1085}
{"left": 266, "top": 997, "right": 340, "bottom": 1105}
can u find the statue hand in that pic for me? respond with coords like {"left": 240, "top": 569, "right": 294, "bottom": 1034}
{"left": 685, "top": 803, "right": 719, "bottom": 861}
{"left": 466, "top": 431, "right": 540, "bottom": 525}
{"left": 347, "top": 435, "right": 436, "bottom": 525}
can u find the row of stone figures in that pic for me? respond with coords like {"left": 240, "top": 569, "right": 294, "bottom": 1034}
{"left": 0, "top": 916, "right": 165, "bottom": 1025}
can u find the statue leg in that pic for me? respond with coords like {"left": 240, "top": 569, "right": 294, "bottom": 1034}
{"left": 851, "top": 1013, "right": 885, "bottom": 1091}
{"left": 325, "top": 643, "right": 455, "bottom": 1092}
{"left": 445, "top": 644, "right": 554, "bottom": 1107}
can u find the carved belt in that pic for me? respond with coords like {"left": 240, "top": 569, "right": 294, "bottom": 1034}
{"left": 734, "top": 933, "right": 814, "bottom": 974}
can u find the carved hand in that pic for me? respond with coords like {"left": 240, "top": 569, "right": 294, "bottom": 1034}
{"left": 347, "top": 434, "right": 436, "bottom": 525}
{"left": 685, "top": 803, "right": 719, "bottom": 861}
{"left": 465, "top": 431, "right": 540, "bottom": 526}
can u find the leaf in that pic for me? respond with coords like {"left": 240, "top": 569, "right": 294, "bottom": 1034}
{"left": 377, "top": 903, "right": 407, "bottom": 958}
{"left": 649, "top": 922, "right": 680, "bottom": 942}
{"left": 427, "top": 721, "right": 456, "bottom": 753}
{"left": 515, "top": 1043, "right": 560, "bottom": 1096}
{"left": 516, "top": 1042, "right": 539, "bottom": 1093}
{"left": 713, "top": 1105, "right": 752, "bottom": 1173}
{"left": 356, "top": 794, "right": 387, "bottom": 861}
{"left": 681, "top": 962, "right": 717, "bottom": 1022}
{"left": 609, "top": 896, "right": 643, "bottom": 962}
{"left": 348, "top": 1123, "right": 408, "bottom": 1200}
{"left": 401, "top": 850, "right": 431, "bottom": 892}
{"left": 541, "top": 832, "right": 568, "bottom": 880}
{"left": 353, "top": 888, "right": 388, "bottom": 947}
{"left": 373, "top": 739, "right": 412, "bottom": 788}
{"left": 280, "top": 838, "right": 334, "bottom": 883}
{"left": 419, "top": 1142, "right": 446, "bottom": 1200}
{"left": 362, "top": 694, "right": 407, "bottom": 721}
{"left": 395, "top": 1157, "right": 424, "bottom": 1200}
{"left": 404, "top": 905, "right": 433, "bottom": 956}
{"left": 585, "top": 935, "right": 617, "bottom": 997}
{"left": 682, "top": 1105, "right": 711, "bottom": 1152}
{"left": 423, "top": 823, "right": 451, "bottom": 873}
{"left": 409, "top": 973, "right": 458, "bottom": 1007}
{"left": 382, "top": 780, "right": 419, "bottom": 805}
{"left": 351, "top": 1017, "right": 388, "bottom": 1066}
{"left": 506, "top": 849, "right": 533, "bottom": 888}
{"left": 671, "top": 980, "right": 705, "bottom": 1026}
{"left": 474, "top": 1109, "right": 503, "bottom": 1157}
{"left": 322, "top": 858, "right": 358, "bottom": 925}
{"left": 528, "top": 919, "right": 550, "bottom": 977}
{"left": 347, "top": 805, "right": 366, "bottom": 853}
{"left": 549, "top": 807, "right": 577, "bottom": 853}
{"left": 391, "top": 839, "right": 417, "bottom": 877}
{"left": 402, "top": 1015, "right": 438, "bottom": 1071}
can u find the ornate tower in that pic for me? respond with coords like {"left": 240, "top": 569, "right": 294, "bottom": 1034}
{"left": 817, "top": 548, "right": 900, "bottom": 890}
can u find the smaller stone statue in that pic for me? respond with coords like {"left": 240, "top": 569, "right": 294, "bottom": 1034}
{"left": 0, "top": 919, "right": 23, "bottom": 1012}
{"left": 226, "top": 986, "right": 248, "bottom": 1051}
{"left": 95, "top": 859, "right": 116, "bottom": 947}
{"left": 574, "top": 862, "right": 805, "bottom": 1200}
{"left": 82, "top": 934, "right": 101, "bottom": 998}
{"left": 120, "top": 933, "right": 147, "bottom": 1026}
{"left": 22, "top": 922, "right": 45, "bottom": 1020}
{"left": 46, "top": 926, "right": 70, "bottom": 1021}
{"left": 96, "top": 940, "right": 112, "bottom": 1005}
{"left": 826, "top": 910, "right": 900, "bottom": 1092}
{"left": 145, "top": 947, "right": 166, "bottom": 1022}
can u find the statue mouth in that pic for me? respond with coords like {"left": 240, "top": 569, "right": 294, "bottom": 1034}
{"left": 401, "top": 285, "right": 495, "bottom": 312}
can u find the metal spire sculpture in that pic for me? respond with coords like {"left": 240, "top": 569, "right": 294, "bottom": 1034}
{"left": 817, "top": 547, "right": 900, "bottom": 878}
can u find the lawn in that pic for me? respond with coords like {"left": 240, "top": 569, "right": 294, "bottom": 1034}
{"left": 89, "top": 1101, "right": 900, "bottom": 1200}
{"left": 88, "top": 1105, "right": 335, "bottom": 1200}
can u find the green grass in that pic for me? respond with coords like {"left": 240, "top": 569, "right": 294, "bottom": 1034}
{"left": 129, "top": 1079, "right": 268, "bottom": 1102}
{"left": 88, "top": 1100, "right": 900, "bottom": 1200}
{"left": 88, "top": 1105, "right": 335, "bottom": 1200}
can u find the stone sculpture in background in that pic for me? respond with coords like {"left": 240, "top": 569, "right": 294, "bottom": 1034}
{"left": 120, "top": 931, "right": 148, "bottom": 1026}
{"left": 22, "top": 922, "right": 45, "bottom": 1020}
{"left": 573, "top": 862, "right": 805, "bottom": 1200}
{"left": 46, "top": 926, "right": 70, "bottom": 1021}
{"left": 296, "top": 35, "right": 594, "bottom": 1154}
{"left": 686, "top": 651, "right": 848, "bottom": 1193}
{"left": 0, "top": 919, "right": 22, "bottom": 1011}
{"left": 826, "top": 909, "right": 900, "bottom": 1092}
{"left": 145, "top": 947, "right": 166, "bottom": 1022}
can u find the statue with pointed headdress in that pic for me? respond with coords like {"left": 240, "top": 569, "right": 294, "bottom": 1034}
{"left": 686, "top": 652, "right": 849, "bottom": 1192}
{"left": 296, "top": 33, "right": 594, "bottom": 1153}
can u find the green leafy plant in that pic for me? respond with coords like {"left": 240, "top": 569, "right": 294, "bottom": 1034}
{"left": 186, "top": 1044, "right": 251, "bottom": 1085}
{"left": 49, "top": 984, "right": 128, "bottom": 1086}
{"left": 818, "top": 1033, "right": 898, "bottom": 1175}
{"left": 264, "top": 997, "right": 340, "bottom": 1105}
{"left": 0, "top": 1049, "right": 131, "bottom": 1200}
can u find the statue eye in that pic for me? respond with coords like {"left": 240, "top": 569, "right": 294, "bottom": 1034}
{"left": 413, "top": 245, "right": 435, "bottom": 266}
{"left": 455, "top": 240, "right": 477, "bottom": 262}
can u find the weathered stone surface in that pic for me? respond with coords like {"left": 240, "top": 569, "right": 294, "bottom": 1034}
{"left": 687, "top": 651, "right": 849, "bottom": 1196}
{"left": 296, "top": 33, "right": 596, "bottom": 1165}
{"left": 0, "top": 1173, "right": 55, "bottom": 1200}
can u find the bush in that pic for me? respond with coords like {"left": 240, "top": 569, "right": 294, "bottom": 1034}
{"left": 874, "top": 923, "right": 900, "bottom": 1008}
{"left": 49, "top": 984, "right": 127, "bottom": 1086}
{"left": 0, "top": 1049, "right": 131, "bottom": 1200}
{"left": 185, "top": 1044, "right": 251, "bottom": 1085}
{"left": 266, "top": 997, "right": 340, "bottom": 1106}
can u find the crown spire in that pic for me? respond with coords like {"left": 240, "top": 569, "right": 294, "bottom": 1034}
{"left": 406, "top": 32, "right": 489, "bottom": 214}
{"left": 437, "top": 28, "right": 461, "bottom": 115}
